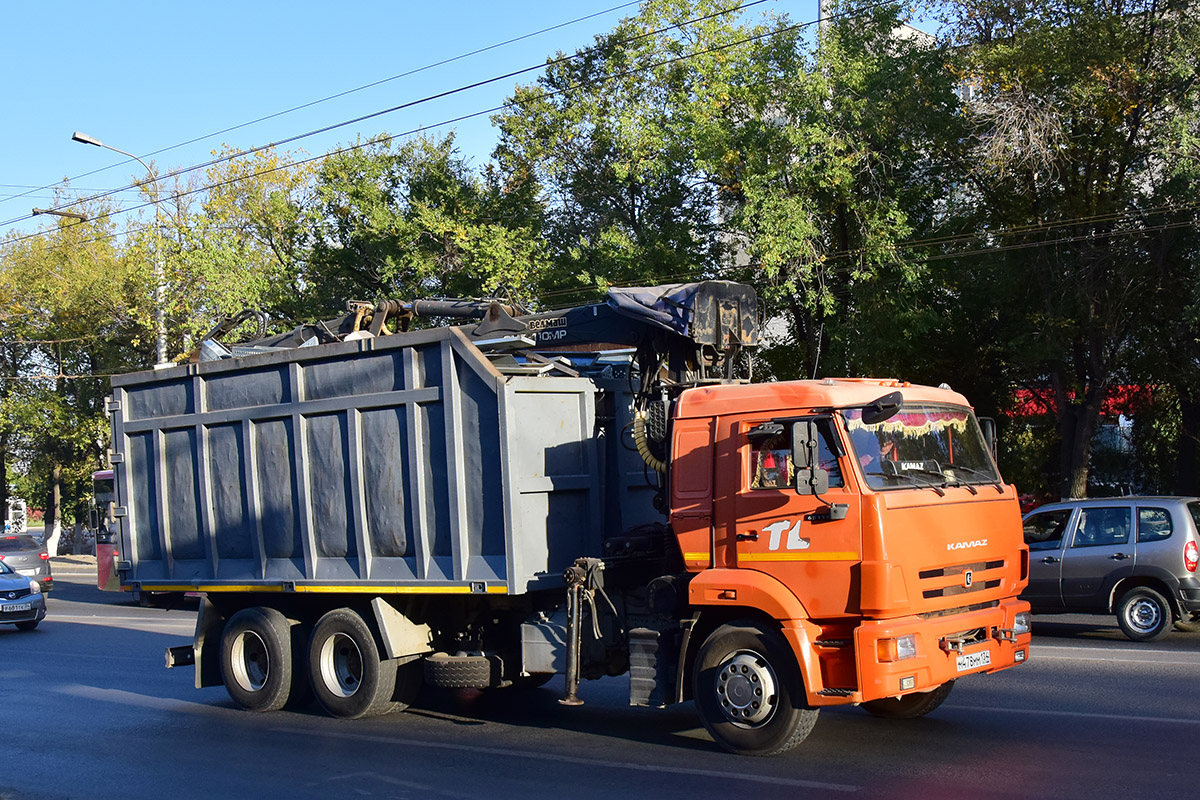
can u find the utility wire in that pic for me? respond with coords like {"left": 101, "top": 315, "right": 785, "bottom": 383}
{"left": 0, "top": 1, "right": 643, "bottom": 215}
{"left": 0, "top": 0, "right": 871, "bottom": 239}
{"left": 0, "top": 0, "right": 767, "bottom": 228}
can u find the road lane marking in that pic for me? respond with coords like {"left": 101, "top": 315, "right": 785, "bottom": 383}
{"left": 269, "top": 727, "right": 861, "bottom": 792}
{"left": 1028, "top": 644, "right": 1200, "bottom": 667}
{"left": 48, "top": 614, "right": 194, "bottom": 624}
{"left": 950, "top": 705, "right": 1200, "bottom": 727}
{"left": 56, "top": 685, "right": 225, "bottom": 713}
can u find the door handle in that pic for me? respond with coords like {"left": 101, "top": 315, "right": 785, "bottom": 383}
{"left": 736, "top": 532, "right": 759, "bottom": 542}
{"left": 1041, "top": 556, "right": 1060, "bottom": 564}
{"left": 1109, "top": 552, "right": 1130, "bottom": 560}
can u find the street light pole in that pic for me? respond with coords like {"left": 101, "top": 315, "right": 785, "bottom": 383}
{"left": 32, "top": 207, "right": 88, "bottom": 222}
{"left": 72, "top": 131, "right": 168, "bottom": 364}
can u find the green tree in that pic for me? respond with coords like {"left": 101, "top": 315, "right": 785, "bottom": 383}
{"left": 305, "top": 134, "right": 548, "bottom": 313}
{"left": 0, "top": 199, "right": 139, "bottom": 541}
{"left": 938, "top": 0, "right": 1200, "bottom": 497}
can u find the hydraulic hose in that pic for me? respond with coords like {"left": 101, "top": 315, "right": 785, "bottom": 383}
{"left": 633, "top": 409, "right": 667, "bottom": 475}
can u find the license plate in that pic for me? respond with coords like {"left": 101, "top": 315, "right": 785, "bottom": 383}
{"left": 17, "top": 568, "right": 37, "bottom": 576}
{"left": 3, "top": 602, "right": 32, "bottom": 612}
{"left": 956, "top": 649, "right": 991, "bottom": 672}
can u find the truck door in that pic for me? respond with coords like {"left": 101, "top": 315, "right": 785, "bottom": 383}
{"left": 1022, "top": 507, "right": 1074, "bottom": 610}
{"left": 1060, "top": 505, "right": 1134, "bottom": 611}
{"left": 732, "top": 418, "right": 860, "bottom": 618}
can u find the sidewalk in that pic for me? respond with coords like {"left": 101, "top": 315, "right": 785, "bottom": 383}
{"left": 51, "top": 554, "right": 97, "bottom": 574}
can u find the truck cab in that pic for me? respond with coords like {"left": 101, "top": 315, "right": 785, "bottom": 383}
{"left": 671, "top": 378, "right": 1031, "bottom": 752}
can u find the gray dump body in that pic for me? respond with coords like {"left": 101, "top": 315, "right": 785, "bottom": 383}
{"left": 108, "top": 326, "right": 655, "bottom": 596}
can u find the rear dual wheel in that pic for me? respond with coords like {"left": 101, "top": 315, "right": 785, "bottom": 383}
{"left": 220, "top": 606, "right": 297, "bottom": 712}
{"left": 308, "top": 608, "right": 421, "bottom": 718}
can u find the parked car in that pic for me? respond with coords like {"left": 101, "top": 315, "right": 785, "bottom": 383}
{"left": 1022, "top": 497, "right": 1200, "bottom": 641}
{"left": 0, "top": 558, "right": 46, "bottom": 631}
{"left": 0, "top": 534, "right": 53, "bottom": 593}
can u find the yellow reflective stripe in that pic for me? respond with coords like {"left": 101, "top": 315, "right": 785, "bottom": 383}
{"left": 135, "top": 584, "right": 283, "bottom": 593}
{"left": 291, "top": 585, "right": 508, "bottom": 595}
{"left": 683, "top": 552, "right": 710, "bottom": 562}
{"left": 738, "top": 552, "right": 860, "bottom": 562}
{"left": 130, "top": 584, "right": 507, "bottom": 595}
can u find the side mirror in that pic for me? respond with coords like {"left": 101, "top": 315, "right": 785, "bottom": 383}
{"left": 791, "top": 420, "right": 830, "bottom": 496}
{"left": 980, "top": 416, "right": 997, "bottom": 458}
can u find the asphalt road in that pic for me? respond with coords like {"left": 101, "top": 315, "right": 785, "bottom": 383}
{"left": 2, "top": 570, "right": 1198, "bottom": 800}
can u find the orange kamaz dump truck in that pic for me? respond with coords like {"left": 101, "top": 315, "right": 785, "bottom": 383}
{"left": 107, "top": 281, "right": 1029, "bottom": 755}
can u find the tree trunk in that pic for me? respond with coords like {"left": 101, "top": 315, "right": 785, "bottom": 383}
{"left": 1058, "top": 392, "right": 1106, "bottom": 499}
{"left": 45, "top": 463, "right": 63, "bottom": 556}
{"left": 1175, "top": 392, "right": 1200, "bottom": 496}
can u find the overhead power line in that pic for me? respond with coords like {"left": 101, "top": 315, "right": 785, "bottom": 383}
{"left": 0, "top": 0, "right": 781, "bottom": 231}
{"left": 0, "top": 1, "right": 642, "bottom": 216}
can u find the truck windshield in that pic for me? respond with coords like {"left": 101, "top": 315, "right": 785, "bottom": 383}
{"left": 845, "top": 404, "right": 1000, "bottom": 492}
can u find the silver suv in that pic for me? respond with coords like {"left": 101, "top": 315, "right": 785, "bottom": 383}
{"left": 1022, "top": 497, "right": 1200, "bottom": 641}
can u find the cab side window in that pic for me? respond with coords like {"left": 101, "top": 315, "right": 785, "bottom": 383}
{"left": 751, "top": 433, "right": 793, "bottom": 490}
{"left": 1024, "top": 509, "right": 1072, "bottom": 551}
{"left": 1072, "top": 507, "right": 1131, "bottom": 548}
{"left": 749, "top": 421, "right": 844, "bottom": 491}
{"left": 1137, "top": 507, "right": 1173, "bottom": 542}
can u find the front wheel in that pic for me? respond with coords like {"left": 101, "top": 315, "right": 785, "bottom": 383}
{"left": 693, "top": 622, "right": 818, "bottom": 756}
{"left": 15, "top": 620, "right": 39, "bottom": 632}
{"left": 862, "top": 680, "right": 955, "bottom": 719}
{"left": 1116, "top": 587, "right": 1172, "bottom": 642}
{"left": 308, "top": 608, "right": 397, "bottom": 719}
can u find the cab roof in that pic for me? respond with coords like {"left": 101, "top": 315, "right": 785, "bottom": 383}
{"left": 673, "top": 378, "right": 973, "bottom": 419}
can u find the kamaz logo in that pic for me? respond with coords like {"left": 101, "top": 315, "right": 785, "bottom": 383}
{"left": 947, "top": 539, "right": 988, "bottom": 551}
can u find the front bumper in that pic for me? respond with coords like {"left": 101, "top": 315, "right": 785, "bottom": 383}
{"left": 854, "top": 598, "right": 1031, "bottom": 703}
{"left": 0, "top": 594, "right": 47, "bottom": 626}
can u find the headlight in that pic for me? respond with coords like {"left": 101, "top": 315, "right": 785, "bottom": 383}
{"left": 877, "top": 634, "right": 917, "bottom": 662}
{"left": 1013, "top": 611, "right": 1031, "bottom": 636}
{"left": 29, "top": 579, "right": 42, "bottom": 594}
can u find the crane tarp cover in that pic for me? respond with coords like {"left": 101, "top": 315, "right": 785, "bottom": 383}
{"left": 606, "top": 283, "right": 705, "bottom": 338}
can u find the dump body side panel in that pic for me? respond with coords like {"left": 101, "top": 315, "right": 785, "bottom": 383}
{"left": 110, "top": 328, "right": 606, "bottom": 595}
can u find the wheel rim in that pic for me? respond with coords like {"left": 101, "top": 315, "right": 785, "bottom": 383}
{"left": 230, "top": 630, "right": 270, "bottom": 692}
{"left": 319, "top": 632, "right": 363, "bottom": 698}
{"left": 713, "top": 650, "right": 778, "bottom": 727}
{"left": 1126, "top": 596, "right": 1163, "bottom": 634}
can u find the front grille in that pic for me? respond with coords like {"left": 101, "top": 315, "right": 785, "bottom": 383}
{"left": 919, "top": 560, "right": 1004, "bottom": 579}
{"left": 1, "top": 587, "right": 32, "bottom": 601}
{"left": 920, "top": 559, "right": 1005, "bottom": 599}
{"left": 920, "top": 600, "right": 998, "bottom": 620}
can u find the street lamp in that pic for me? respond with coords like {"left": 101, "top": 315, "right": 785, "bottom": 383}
{"left": 32, "top": 207, "right": 88, "bottom": 222}
{"left": 72, "top": 131, "right": 168, "bottom": 364}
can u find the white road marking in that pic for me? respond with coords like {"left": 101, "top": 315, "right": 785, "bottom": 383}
{"left": 270, "top": 727, "right": 863, "bottom": 792}
{"left": 950, "top": 705, "right": 1200, "bottom": 727}
{"left": 56, "top": 684, "right": 224, "bottom": 713}
{"left": 1029, "top": 644, "right": 1200, "bottom": 667}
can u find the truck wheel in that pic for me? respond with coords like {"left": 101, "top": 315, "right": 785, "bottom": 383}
{"left": 220, "top": 606, "right": 293, "bottom": 712}
{"left": 862, "top": 680, "right": 955, "bottom": 719}
{"left": 1116, "top": 587, "right": 1172, "bottom": 642}
{"left": 693, "top": 622, "right": 818, "bottom": 756}
{"left": 308, "top": 608, "right": 397, "bottom": 718}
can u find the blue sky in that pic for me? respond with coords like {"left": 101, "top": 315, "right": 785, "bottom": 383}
{"left": 0, "top": 0, "right": 820, "bottom": 239}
